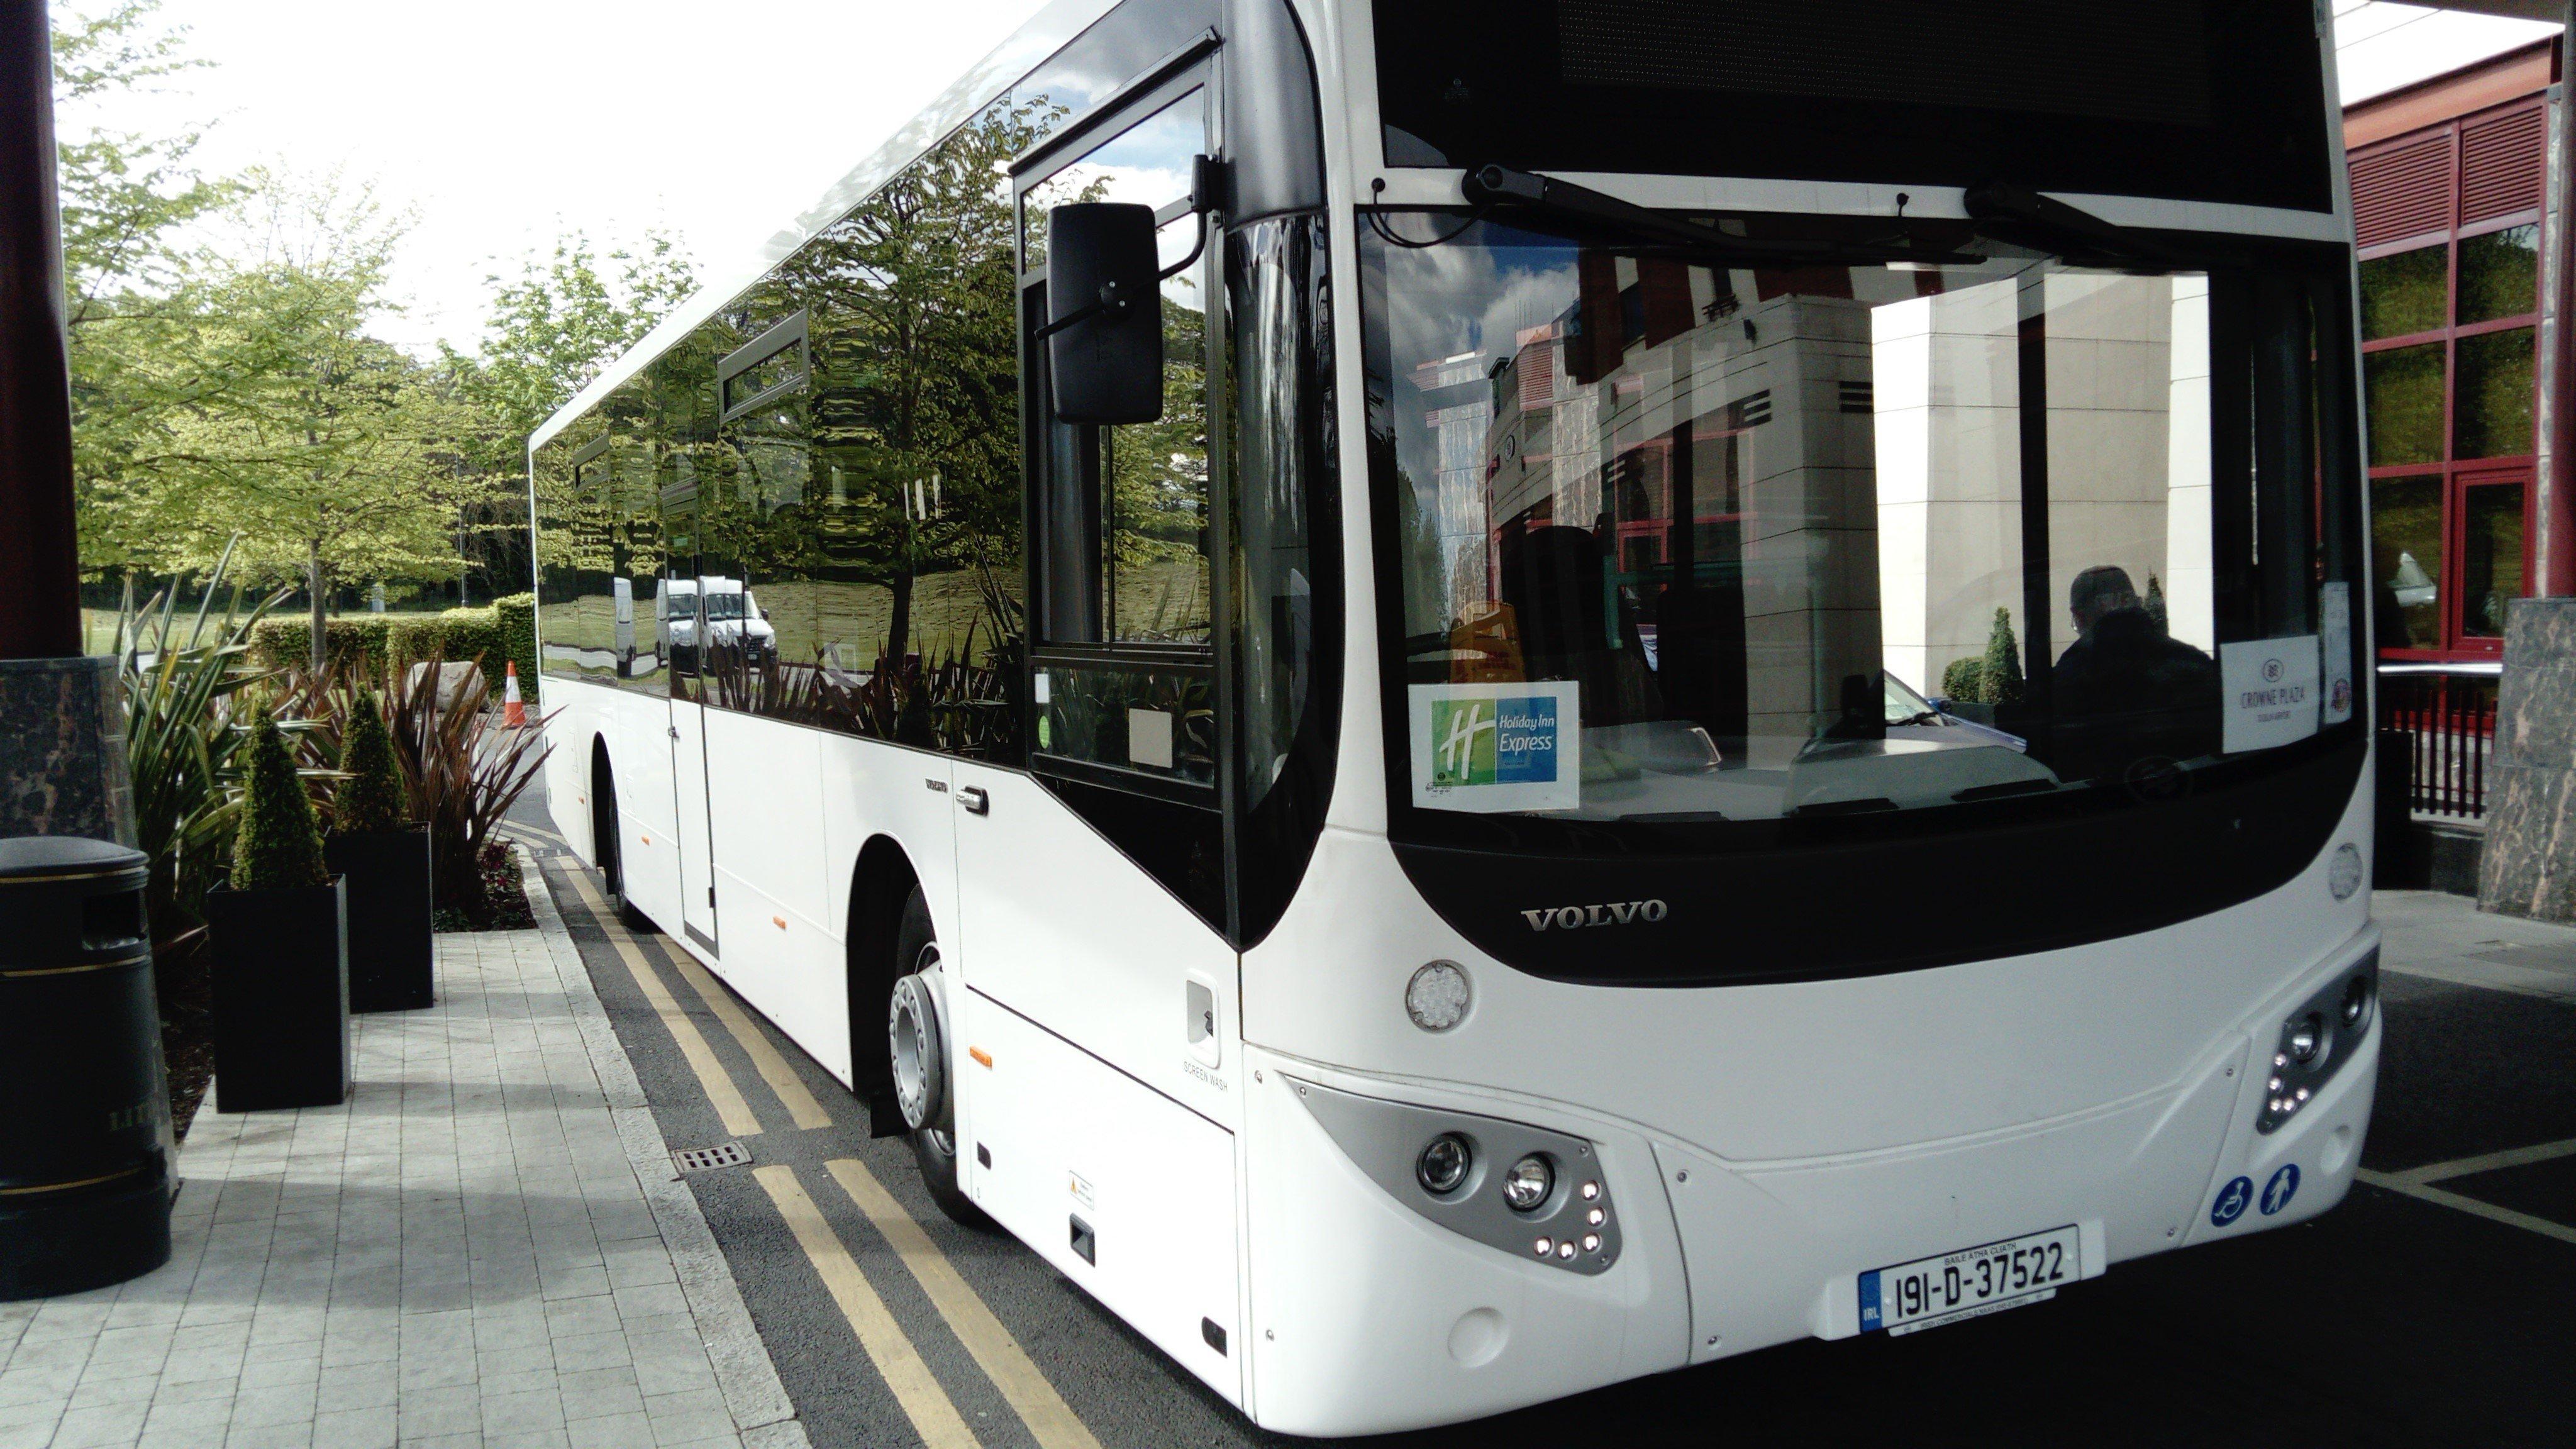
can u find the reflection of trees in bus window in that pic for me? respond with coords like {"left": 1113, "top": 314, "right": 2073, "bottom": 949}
{"left": 692, "top": 97, "right": 1038, "bottom": 758}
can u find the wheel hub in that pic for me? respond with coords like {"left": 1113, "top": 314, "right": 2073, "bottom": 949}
{"left": 887, "top": 954, "right": 945, "bottom": 1134}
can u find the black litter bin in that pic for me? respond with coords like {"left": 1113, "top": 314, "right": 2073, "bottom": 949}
{"left": 0, "top": 836, "right": 174, "bottom": 1299}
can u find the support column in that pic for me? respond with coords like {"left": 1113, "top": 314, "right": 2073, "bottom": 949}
{"left": 0, "top": 0, "right": 132, "bottom": 845}
{"left": 2541, "top": 19, "right": 2576, "bottom": 596}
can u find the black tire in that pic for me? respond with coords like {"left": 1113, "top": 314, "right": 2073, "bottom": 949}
{"left": 594, "top": 756, "right": 652, "bottom": 931}
{"left": 892, "top": 885, "right": 991, "bottom": 1229}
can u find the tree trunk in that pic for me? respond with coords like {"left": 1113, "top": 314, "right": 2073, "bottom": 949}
{"left": 307, "top": 545, "right": 326, "bottom": 674}
{"left": 886, "top": 569, "right": 913, "bottom": 665}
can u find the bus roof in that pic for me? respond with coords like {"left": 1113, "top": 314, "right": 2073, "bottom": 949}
{"left": 529, "top": 0, "right": 1119, "bottom": 457}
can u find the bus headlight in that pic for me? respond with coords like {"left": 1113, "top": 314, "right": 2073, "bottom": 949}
{"left": 2286, "top": 1013, "right": 2323, "bottom": 1063}
{"left": 1502, "top": 1154, "right": 1554, "bottom": 1212}
{"left": 1417, "top": 1133, "right": 1472, "bottom": 1196}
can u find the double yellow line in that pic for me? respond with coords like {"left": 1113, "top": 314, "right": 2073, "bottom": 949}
{"left": 558, "top": 870, "right": 1099, "bottom": 1449}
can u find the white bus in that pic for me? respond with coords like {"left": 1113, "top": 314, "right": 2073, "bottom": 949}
{"left": 531, "top": 0, "right": 2381, "bottom": 1433}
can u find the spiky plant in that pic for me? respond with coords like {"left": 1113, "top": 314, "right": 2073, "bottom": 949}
{"left": 331, "top": 690, "right": 407, "bottom": 836}
{"left": 231, "top": 714, "right": 331, "bottom": 892}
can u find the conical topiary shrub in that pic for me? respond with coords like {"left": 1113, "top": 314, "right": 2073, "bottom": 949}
{"left": 208, "top": 711, "right": 350, "bottom": 1111}
{"left": 323, "top": 688, "right": 435, "bottom": 1012}
{"left": 232, "top": 716, "right": 328, "bottom": 892}
{"left": 1980, "top": 606, "right": 2024, "bottom": 706}
{"left": 331, "top": 691, "right": 406, "bottom": 836}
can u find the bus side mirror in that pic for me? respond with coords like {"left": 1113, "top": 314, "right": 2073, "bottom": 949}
{"left": 1044, "top": 202, "right": 1163, "bottom": 425}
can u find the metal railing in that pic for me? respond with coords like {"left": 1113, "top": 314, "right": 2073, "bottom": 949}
{"left": 2377, "top": 667, "right": 2499, "bottom": 818}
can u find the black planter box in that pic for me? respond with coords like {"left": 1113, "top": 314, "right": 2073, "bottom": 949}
{"left": 326, "top": 826, "right": 433, "bottom": 1011}
{"left": 206, "top": 878, "right": 350, "bottom": 1112}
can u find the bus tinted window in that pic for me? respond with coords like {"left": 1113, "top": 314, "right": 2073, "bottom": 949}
{"left": 1363, "top": 215, "right": 2362, "bottom": 844}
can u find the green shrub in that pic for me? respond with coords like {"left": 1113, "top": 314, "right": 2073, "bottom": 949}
{"left": 249, "top": 616, "right": 392, "bottom": 676}
{"left": 1979, "top": 606, "right": 2024, "bottom": 706}
{"left": 492, "top": 592, "right": 537, "bottom": 702}
{"left": 331, "top": 690, "right": 408, "bottom": 835}
{"left": 1940, "top": 656, "right": 1985, "bottom": 702}
{"left": 389, "top": 606, "right": 505, "bottom": 676}
{"left": 232, "top": 715, "right": 330, "bottom": 891}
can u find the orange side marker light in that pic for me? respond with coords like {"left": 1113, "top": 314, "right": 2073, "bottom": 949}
{"left": 968, "top": 1046, "right": 993, "bottom": 1069}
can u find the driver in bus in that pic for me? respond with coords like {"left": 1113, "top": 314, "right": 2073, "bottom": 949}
{"left": 2048, "top": 564, "right": 2220, "bottom": 779}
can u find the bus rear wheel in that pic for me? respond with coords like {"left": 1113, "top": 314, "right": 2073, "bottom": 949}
{"left": 890, "top": 886, "right": 991, "bottom": 1229}
{"left": 591, "top": 754, "right": 650, "bottom": 931}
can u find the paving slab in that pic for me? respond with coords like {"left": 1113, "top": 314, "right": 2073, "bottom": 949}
{"left": 0, "top": 857, "right": 808, "bottom": 1449}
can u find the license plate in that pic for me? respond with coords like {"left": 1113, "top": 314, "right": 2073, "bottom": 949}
{"left": 1858, "top": 1224, "right": 2079, "bottom": 1336}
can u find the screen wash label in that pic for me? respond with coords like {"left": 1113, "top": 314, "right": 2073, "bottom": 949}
{"left": 2219, "top": 635, "right": 2320, "bottom": 754}
{"left": 1409, "top": 680, "right": 1582, "bottom": 813}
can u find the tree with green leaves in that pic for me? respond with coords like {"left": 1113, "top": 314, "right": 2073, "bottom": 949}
{"left": 91, "top": 171, "right": 510, "bottom": 667}
{"left": 441, "top": 233, "right": 694, "bottom": 601}
{"left": 54, "top": 1, "right": 240, "bottom": 579}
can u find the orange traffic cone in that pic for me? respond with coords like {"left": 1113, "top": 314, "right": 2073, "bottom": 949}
{"left": 503, "top": 660, "right": 526, "bottom": 729}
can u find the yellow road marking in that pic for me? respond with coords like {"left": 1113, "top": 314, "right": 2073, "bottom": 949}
{"left": 653, "top": 934, "right": 835, "bottom": 1131}
{"left": 755, "top": 1165, "right": 982, "bottom": 1449}
{"left": 561, "top": 870, "right": 762, "bottom": 1138}
{"left": 826, "top": 1158, "right": 1101, "bottom": 1449}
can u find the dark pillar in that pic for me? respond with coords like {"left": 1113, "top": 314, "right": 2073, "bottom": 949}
{"left": 0, "top": 0, "right": 79, "bottom": 658}
{"left": 0, "top": 0, "right": 132, "bottom": 846}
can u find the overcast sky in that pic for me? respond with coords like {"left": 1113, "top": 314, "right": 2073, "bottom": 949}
{"left": 75, "top": 1, "right": 1052, "bottom": 355}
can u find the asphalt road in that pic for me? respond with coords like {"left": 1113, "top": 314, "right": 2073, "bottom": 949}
{"left": 502, "top": 789, "right": 2576, "bottom": 1449}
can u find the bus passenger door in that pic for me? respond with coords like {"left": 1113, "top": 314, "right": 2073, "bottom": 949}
{"left": 948, "top": 65, "right": 1245, "bottom": 1401}
{"left": 662, "top": 494, "right": 721, "bottom": 956}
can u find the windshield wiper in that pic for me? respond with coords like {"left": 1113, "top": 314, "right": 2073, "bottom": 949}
{"left": 1961, "top": 182, "right": 2184, "bottom": 269}
{"left": 1460, "top": 165, "right": 1966, "bottom": 267}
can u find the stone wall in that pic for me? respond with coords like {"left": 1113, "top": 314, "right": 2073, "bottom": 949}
{"left": 2477, "top": 597, "right": 2576, "bottom": 919}
{"left": 0, "top": 655, "right": 135, "bottom": 845}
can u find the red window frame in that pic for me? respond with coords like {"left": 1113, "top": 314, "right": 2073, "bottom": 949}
{"left": 2354, "top": 97, "right": 2546, "bottom": 662}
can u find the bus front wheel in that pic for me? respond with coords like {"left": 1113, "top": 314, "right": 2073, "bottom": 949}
{"left": 890, "top": 886, "right": 991, "bottom": 1229}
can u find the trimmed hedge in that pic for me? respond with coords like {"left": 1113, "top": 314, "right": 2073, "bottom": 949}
{"left": 252, "top": 598, "right": 538, "bottom": 698}
{"left": 492, "top": 592, "right": 537, "bottom": 702}
{"left": 249, "top": 616, "right": 394, "bottom": 675}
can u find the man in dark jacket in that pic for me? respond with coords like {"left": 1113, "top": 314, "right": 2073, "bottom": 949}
{"left": 2049, "top": 565, "right": 2221, "bottom": 781}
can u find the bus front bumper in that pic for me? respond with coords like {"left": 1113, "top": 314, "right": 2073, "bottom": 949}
{"left": 1236, "top": 930, "right": 2379, "bottom": 1436}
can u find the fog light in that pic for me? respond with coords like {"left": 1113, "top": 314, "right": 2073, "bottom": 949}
{"left": 2287, "top": 1013, "right": 2323, "bottom": 1063}
{"left": 1417, "top": 1133, "right": 1472, "bottom": 1196}
{"left": 2341, "top": 974, "right": 2372, "bottom": 1029}
{"left": 1406, "top": 962, "right": 1471, "bottom": 1032}
{"left": 1502, "top": 1153, "right": 1554, "bottom": 1212}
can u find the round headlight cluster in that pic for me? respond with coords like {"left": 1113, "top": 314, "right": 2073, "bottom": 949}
{"left": 2286, "top": 1012, "right": 2324, "bottom": 1063}
{"left": 1501, "top": 1153, "right": 1555, "bottom": 1212}
{"left": 1417, "top": 1133, "right": 1472, "bottom": 1196}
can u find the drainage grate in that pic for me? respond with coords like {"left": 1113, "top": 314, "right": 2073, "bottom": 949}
{"left": 672, "top": 1141, "right": 752, "bottom": 1174}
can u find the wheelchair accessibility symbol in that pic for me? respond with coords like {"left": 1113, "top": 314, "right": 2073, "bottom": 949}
{"left": 2211, "top": 1175, "right": 2254, "bottom": 1226}
{"left": 2261, "top": 1163, "right": 2301, "bottom": 1216}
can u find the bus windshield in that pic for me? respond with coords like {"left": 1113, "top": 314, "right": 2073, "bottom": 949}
{"left": 1363, "top": 213, "right": 2362, "bottom": 845}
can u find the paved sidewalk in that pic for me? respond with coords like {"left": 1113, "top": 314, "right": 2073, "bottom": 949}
{"left": 0, "top": 859, "right": 806, "bottom": 1449}
{"left": 2377, "top": 889, "right": 2576, "bottom": 1001}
